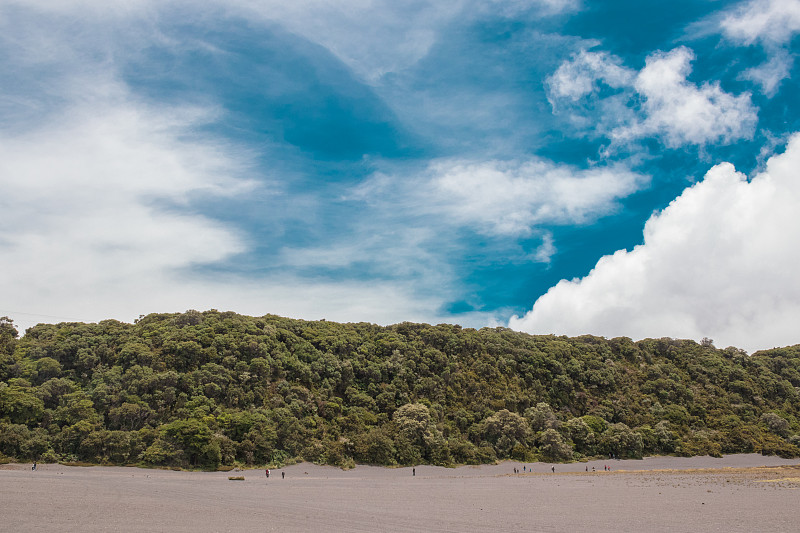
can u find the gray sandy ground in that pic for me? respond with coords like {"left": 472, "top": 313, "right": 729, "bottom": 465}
{"left": 2, "top": 454, "right": 799, "bottom": 532}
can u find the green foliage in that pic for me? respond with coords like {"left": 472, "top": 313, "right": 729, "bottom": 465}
{"left": 353, "top": 427, "right": 396, "bottom": 465}
{"left": 0, "top": 317, "right": 18, "bottom": 382}
{"left": 479, "top": 409, "right": 530, "bottom": 457}
{"left": 538, "top": 428, "right": 573, "bottom": 461}
{"left": 525, "top": 402, "right": 560, "bottom": 432}
{"left": 0, "top": 310, "right": 798, "bottom": 468}
{"left": 0, "top": 383, "right": 45, "bottom": 425}
{"left": 159, "top": 418, "right": 219, "bottom": 468}
{"left": 600, "top": 423, "right": 644, "bottom": 459}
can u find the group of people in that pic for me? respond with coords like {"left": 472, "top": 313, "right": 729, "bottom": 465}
{"left": 265, "top": 469, "right": 285, "bottom": 479}
{"left": 511, "top": 465, "right": 561, "bottom": 473}
{"left": 512, "top": 465, "right": 558, "bottom": 473}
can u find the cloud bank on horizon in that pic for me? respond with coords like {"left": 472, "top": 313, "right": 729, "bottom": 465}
{"left": 1, "top": 0, "right": 799, "bottom": 352}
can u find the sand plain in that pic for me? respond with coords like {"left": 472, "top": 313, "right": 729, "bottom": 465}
{"left": 2, "top": 454, "right": 799, "bottom": 532}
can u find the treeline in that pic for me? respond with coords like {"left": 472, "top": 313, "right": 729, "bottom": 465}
{"left": 1, "top": 311, "right": 799, "bottom": 470}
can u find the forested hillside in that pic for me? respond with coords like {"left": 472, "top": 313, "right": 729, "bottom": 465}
{"left": 1, "top": 311, "right": 799, "bottom": 469}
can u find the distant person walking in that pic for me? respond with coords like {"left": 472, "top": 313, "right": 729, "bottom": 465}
{"left": 282, "top": 471, "right": 285, "bottom": 479}
{"left": 551, "top": 466, "right": 555, "bottom": 473}
{"left": 32, "top": 461, "right": 37, "bottom": 471}
{"left": 413, "top": 468, "right": 415, "bottom": 476}
{"left": 266, "top": 468, "right": 270, "bottom": 479}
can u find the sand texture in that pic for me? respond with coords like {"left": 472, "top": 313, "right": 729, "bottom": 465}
{"left": 2, "top": 454, "right": 799, "bottom": 532}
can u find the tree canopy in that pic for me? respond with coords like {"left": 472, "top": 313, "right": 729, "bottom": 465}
{"left": 1, "top": 311, "right": 798, "bottom": 469}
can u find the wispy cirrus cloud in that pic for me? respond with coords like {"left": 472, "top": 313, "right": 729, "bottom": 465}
{"left": 1, "top": 0, "right": 580, "bottom": 86}
{"left": 0, "top": 0, "right": 551, "bottom": 332}
{"left": 355, "top": 158, "right": 648, "bottom": 239}
{"left": 423, "top": 159, "right": 647, "bottom": 236}
{"left": 717, "top": 0, "right": 800, "bottom": 95}
{"left": 478, "top": 0, "right": 581, "bottom": 16}
{"left": 720, "top": 0, "right": 800, "bottom": 46}
{"left": 739, "top": 49, "right": 793, "bottom": 96}
{"left": 0, "top": 76, "right": 478, "bottom": 332}
{"left": 0, "top": 81, "right": 250, "bottom": 326}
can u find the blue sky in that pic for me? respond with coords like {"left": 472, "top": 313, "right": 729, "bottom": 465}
{"left": 2, "top": 0, "right": 800, "bottom": 352}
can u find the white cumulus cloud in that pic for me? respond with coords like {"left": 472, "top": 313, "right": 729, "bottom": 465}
{"left": 510, "top": 133, "right": 800, "bottom": 353}
{"left": 546, "top": 49, "right": 634, "bottom": 102}
{"left": 620, "top": 47, "right": 758, "bottom": 147}
{"left": 548, "top": 46, "right": 758, "bottom": 148}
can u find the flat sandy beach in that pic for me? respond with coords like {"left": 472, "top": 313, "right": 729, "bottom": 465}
{"left": 2, "top": 454, "right": 799, "bottom": 532}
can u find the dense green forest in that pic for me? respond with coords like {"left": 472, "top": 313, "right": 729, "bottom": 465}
{"left": 1, "top": 311, "right": 799, "bottom": 470}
